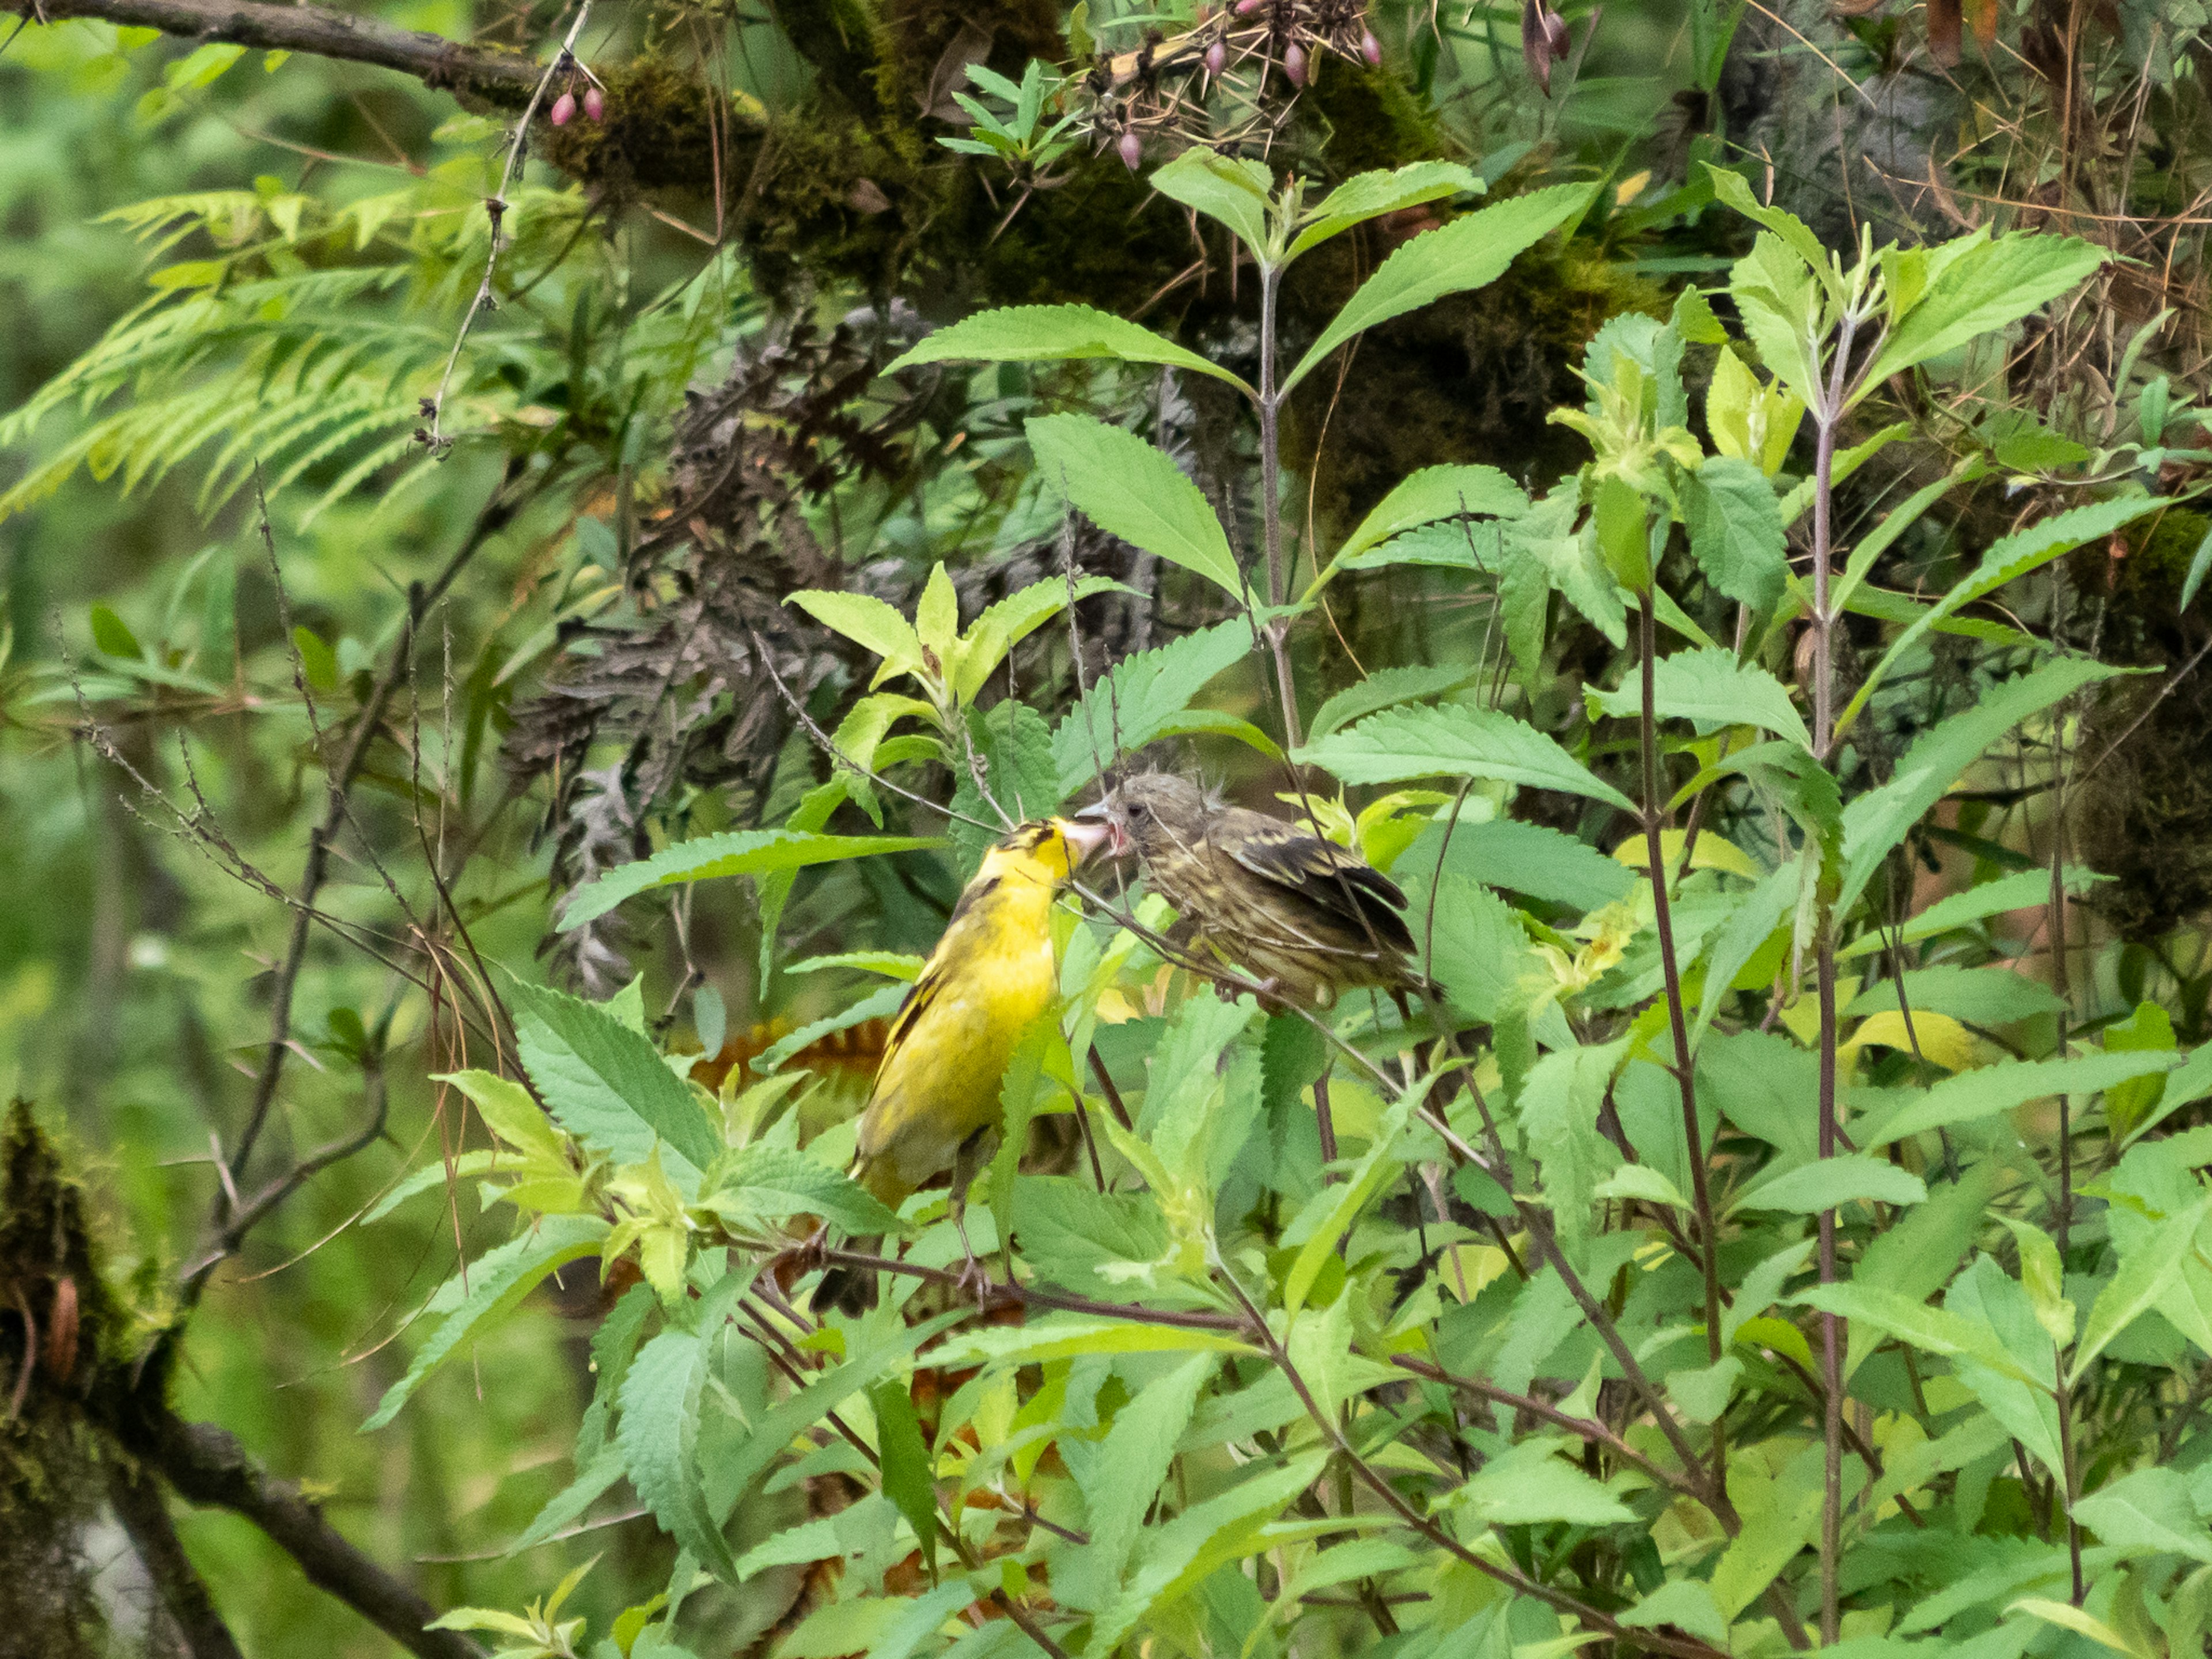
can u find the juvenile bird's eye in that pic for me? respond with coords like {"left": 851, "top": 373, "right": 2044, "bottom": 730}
{"left": 1129, "top": 802, "right": 1148, "bottom": 820}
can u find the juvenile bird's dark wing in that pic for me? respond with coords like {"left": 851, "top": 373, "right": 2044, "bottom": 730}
{"left": 1213, "top": 808, "right": 1416, "bottom": 955}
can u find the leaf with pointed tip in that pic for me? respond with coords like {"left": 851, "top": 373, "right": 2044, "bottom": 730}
{"left": 883, "top": 304, "right": 1253, "bottom": 394}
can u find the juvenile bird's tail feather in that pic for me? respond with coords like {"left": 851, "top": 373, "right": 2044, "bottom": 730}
{"left": 810, "top": 1236, "right": 882, "bottom": 1315}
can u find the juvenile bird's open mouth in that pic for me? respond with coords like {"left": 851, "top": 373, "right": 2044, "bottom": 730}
{"left": 1073, "top": 800, "right": 1131, "bottom": 857}
{"left": 1060, "top": 814, "right": 1120, "bottom": 864}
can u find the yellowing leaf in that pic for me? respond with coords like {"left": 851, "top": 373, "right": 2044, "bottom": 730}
{"left": 1612, "top": 827, "right": 1762, "bottom": 880}
{"left": 1842, "top": 1009, "right": 1976, "bottom": 1071}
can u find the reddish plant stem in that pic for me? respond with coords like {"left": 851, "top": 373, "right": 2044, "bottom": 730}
{"left": 1638, "top": 596, "right": 1726, "bottom": 1372}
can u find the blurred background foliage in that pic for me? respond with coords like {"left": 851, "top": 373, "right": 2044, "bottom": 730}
{"left": 1, "top": 0, "right": 2209, "bottom": 1649}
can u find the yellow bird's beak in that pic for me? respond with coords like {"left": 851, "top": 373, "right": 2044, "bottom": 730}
{"left": 1055, "top": 815, "right": 1115, "bottom": 868}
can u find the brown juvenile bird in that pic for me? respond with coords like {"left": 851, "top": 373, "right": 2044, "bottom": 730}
{"left": 1081, "top": 772, "right": 1420, "bottom": 1004}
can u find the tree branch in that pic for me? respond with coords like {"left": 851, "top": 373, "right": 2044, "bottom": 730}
{"left": 105, "top": 1457, "right": 247, "bottom": 1659}
{"left": 138, "top": 1408, "right": 487, "bottom": 1659}
{"left": 22, "top": 0, "right": 546, "bottom": 104}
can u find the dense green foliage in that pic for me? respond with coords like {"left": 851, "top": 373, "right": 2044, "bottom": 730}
{"left": 5, "top": 0, "right": 2212, "bottom": 1657}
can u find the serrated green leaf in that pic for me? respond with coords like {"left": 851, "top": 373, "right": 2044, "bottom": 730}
{"left": 1297, "top": 703, "right": 1635, "bottom": 813}
{"left": 1860, "top": 1049, "right": 2181, "bottom": 1149}
{"left": 785, "top": 590, "right": 926, "bottom": 683}
{"left": 1839, "top": 654, "right": 2127, "bottom": 913}
{"left": 1027, "top": 412, "right": 1244, "bottom": 598}
{"left": 1310, "top": 464, "right": 1527, "bottom": 595}
{"left": 1588, "top": 645, "right": 1809, "bottom": 748}
{"left": 1682, "top": 456, "right": 1789, "bottom": 611}
{"left": 1730, "top": 1154, "right": 1926, "bottom": 1214}
{"left": 1058, "top": 1353, "right": 1213, "bottom": 1612}
{"left": 562, "top": 829, "right": 945, "bottom": 932}
{"left": 363, "top": 1214, "right": 609, "bottom": 1430}
{"left": 1052, "top": 618, "right": 1253, "bottom": 796}
{"left": 1864, "top": 232, "right": 2109, "bottom": 387}
{"left": 509, "top": 981, "right": 721, "bottom": 1181}
{"left": 704, "top": 1145, "right": 902, "bottom": 1234}
{"left": 2073, "top": 1194, "right": 2212, "bottom": 1381}
{"left": 1308, "top": 664, "right": 1478, "bottom": 741}
{"left": 1285, "top": 185, "right": 1596, "bottom": 395}
{"left": 1287, "top": 161, "right": 1482, "bottom": 259}
{"left": 882, "top": 304, "right": 1252, "bottom": 395}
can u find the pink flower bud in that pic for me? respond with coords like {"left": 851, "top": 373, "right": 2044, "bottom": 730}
{"left": 1205, "top": 39, "right": 1227, "bottom": 74}
{"left": 1119, "top": 129, "right": 1143, "bottom": 171}
{"left": 1234, "top": 0, "right": 1266, "bottom": 16}
{"left": 1544, "top": 12, "right": 1569, "bottom": 55}
{"left": 1283, "top": 40, "right": 1306, "bottom": 82}
{"left": 550, "top": 90, "right": 576, "bottom": 126}
{"left": 583, "top": 86, "right": 605, "bottom": 122}
{"left": 1361, "top": 28, "right": 1382, "bottom": 64}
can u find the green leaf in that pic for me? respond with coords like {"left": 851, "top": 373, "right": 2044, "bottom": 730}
{"left": 1839, "top": 501, "right": 2157, "bottom": 738}
{"left": 562, "top": 829, "right": 944, "bottom": 931}
{"left": 1706, "top": 166, "right": 1839, "bottom": 298}
{"left": 870, "top": 1378, "right": 940, "bottom": 1573}
{"left": 703, "top": 1145, "right": 902, "bottom": 1235}
{"left": 1682, "top": 456, "right": 1789, "bottom": 611}
{"left": 1051, "top": 618, "right": 1253, "bottom": 796}
{"left": 89, "top": 603, "right": 143, "bottom": 659}
{"left": 1089, "top": 1456, "right": 1330, "bottom": 1653}
{"left": 1731, "top": 1154, "right": 1927, "bottom": 1214}
{"left": 931, "top": 1315, "right": 1255, "bottom": 1369}
{"left": 1620, "top": 1580, "right": 1729, "bottom": 1646}
{"left": 1843, "top": 965, "right": 2067, "bottom": 1026}
{"left": 1288, "top": 161, "right": 1482, "bottom": 259}
{"left": 1863, "top": 231, "right": 2110, "bottom": 387}
{"left": 1859, "top": 1049, "right": 2181, "bottom": 1149}
{"left": 882, "top": 304, "right": 1253, "bottom": 395}
{"left": 1588, "top": 645, "right": 1809, "bottom": 748}
{"left": 1149, "top": 150, "right": 1274, "bottom": 260}
{"left": 622, "top": 1330, "right": 739, "bottom": 1581}
{"left": 1404, "top": 813, "right": 1634, "bottom": 912}
{"left": 754, "top": 982, "right": 909, "bottom": 1076}
{"left": 1518, "top": 1041, "right": 1626, "bottom": 1248}
{"left": 775, "top": 1600, "right": 911, "bottom": 1659}
{"left": 507, "top": 1444, "right": 626, "bottom": 1558}
{"left": 435, "top": 1069, "right": 566, "bottom": 1165}
{"left": 1010, "top": 1176, "right": 1171, "bottom": 1291}
{"left": 1027, "top": 412, "right": 1244, "bottom": 599}
{"left": 362, "top": 1213, "right": 609, "bottom": 1430}
{"left": 1455, "top": 1436, "right": 1635, "bottom": 1526}
{"left": 508, "top": 980, "right": 722, "bottom": 1180}
{"left": 1283, "top": 184, "right": 1597, "bottom": 396}
{"left": 951, "top": 699, "right": 1060, "bottom": 874}
{"left": 1708, "top": 1441, "right": 1827, "bottom": 1619}
{"left": 1297, "top": 703, "right": 1635, "bottom": 813}
{"left": 785, "top": 590, "right": 925, "bottom": 683}
{"left": 1282, "top": 1099, "right": 1411, "bottom": 1316}
{"left": 955, "top": 573, "right": 1128, "bottom": 703}
{"left": 1057, "top": 1353, "right": 1213, "bottom": 1613}
{"left": 2008, "top": 1599, "right": 2156, "bottom": 1659}
{"left": 1309, "top": 464, "right": 1528, "bottom": 594}
{"left": 1836, "top": 866, "right": 2107, "bottom": 960}
{"left": 1427, "top": 878, "right": 1542, "bottom": 1022}
{"left": 2074, "top": 1468, "right": 2212, "bottom": 1564}
{"left": 1309, "top": 664, "right": 1479, "bottom": 741}
{"left": 1794, "top": 1279, "right": 2037, "bottom": 1384}
{"left": 363, "top": 1152, "right": 495, "bottom": 1225}
{"left": 1695, "top": 857, "right": 1801, "bottom": 1037}
{"left": 2073, "top": 1194, "right": 2212, "bottom": 1381}
{"left": 1839, "top": 654, "right": 2126, "bottom": 912}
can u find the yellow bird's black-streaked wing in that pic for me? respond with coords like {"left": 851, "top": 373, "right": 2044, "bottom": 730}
{"left": 875, "top": 958, "right": 948, "bottom": 1081}
{"left": 1215, "top": 811, "right": 1416, "bottom": 955}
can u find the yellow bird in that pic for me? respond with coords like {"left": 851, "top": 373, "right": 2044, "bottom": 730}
{"left": 812, "top": 816, "right": 1111, "bottom": 1312}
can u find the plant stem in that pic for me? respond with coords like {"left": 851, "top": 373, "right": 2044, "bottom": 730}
{"left": 1638, "top": 587, "right": 1729, "bottom": 1501}
{"left": 1810, "top": 309, "right": 1859, "bottom": 1650}
{"left": 1256, "top": 262, "right": 1301, "bottom": 747}
{"left": 1639, "top": 594, "right": 1725, "bottom": 1377}
{"left": 2055, "top": 1350, "right": 2085, "bottom": 1603}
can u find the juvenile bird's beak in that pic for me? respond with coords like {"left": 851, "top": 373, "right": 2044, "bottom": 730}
{"left": 1073, "top": 800, "right": 1130, "bottom": 857}
{"left": 1059, "top": 815, "right": 1116, "bottom": 866}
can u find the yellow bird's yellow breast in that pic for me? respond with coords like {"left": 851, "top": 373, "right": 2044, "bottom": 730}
{"left": 851, "top": 860, "right": 1062, "bottom": 1200}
